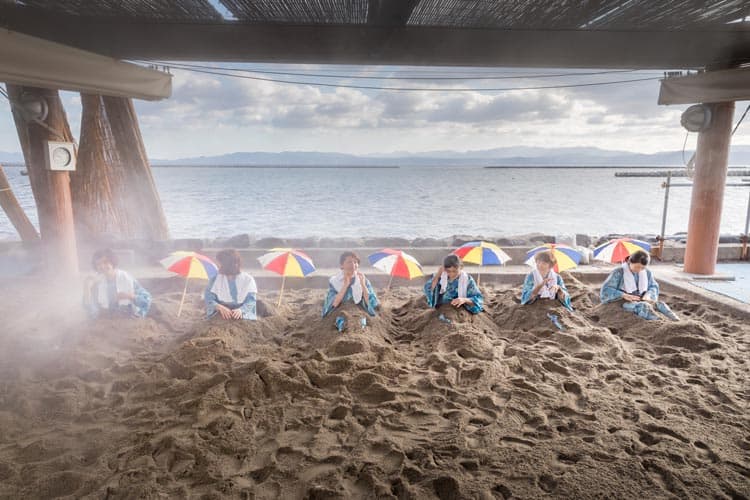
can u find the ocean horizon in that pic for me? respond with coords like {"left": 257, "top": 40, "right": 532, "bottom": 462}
{"left": 1, "top": 165, "right": 749, "bottom": 241}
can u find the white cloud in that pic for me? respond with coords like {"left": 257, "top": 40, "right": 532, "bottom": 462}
{"left": 3, "top": 66, "right": 750, "bottom": 158}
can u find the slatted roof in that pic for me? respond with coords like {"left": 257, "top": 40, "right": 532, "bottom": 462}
{"left": 2, "top": 0, "right": 750, "bottom": 68}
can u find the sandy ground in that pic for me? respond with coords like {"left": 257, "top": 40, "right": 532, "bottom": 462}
{"left": 0, "top": 275, "right": 748, "bottom": 499}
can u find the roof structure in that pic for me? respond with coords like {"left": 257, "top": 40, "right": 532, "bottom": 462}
{"left": 0, "top": 29, "right": 171, "bottom": 100}
{"left": 1, "top": 0, "right": 750, "bottom": 68}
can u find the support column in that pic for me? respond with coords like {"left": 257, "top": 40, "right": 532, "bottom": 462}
{"left": 72, "top": 94, "right": 169, "bottom": 242}
{"left": 6, "top": 84, "right": 78, "bottom": 275}
{"left": 0, "top": 164, "right": 39, "bottom": 241}
{"left": 683, "top": 101, "right": 734, "bottom": 275}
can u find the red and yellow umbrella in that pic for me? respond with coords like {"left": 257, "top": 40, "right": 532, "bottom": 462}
{"left": 160, "top": 251, "right": 218, "bottom": 316}
{"left": 367, "top": 248, "right": 424, "bottom": 288}
{"left": 524, "top": 244, "right": 581, "bottom": 273}
{"left": 593, "top": 238, "right": 651, "bottom": 264}
{"left": 453, "top": 240, "right": 511, "bottom": 284}
{"left": 257, "top": 248, "right": 316, "bottom": 305}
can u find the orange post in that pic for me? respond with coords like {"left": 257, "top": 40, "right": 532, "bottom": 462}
{"left": 683, "top": 101, "right": 734, "bottom": 275}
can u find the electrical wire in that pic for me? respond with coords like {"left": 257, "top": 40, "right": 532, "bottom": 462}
{"left": 681, "top": 130, "right": 690, "bottom": 165}
{"left": 731, "top": 103, "right": 750, "bottom": 136}
{"left": 140, "top": 60, "right": 661, "bottom": 81}
{"left": 155, "top": 64, "right": 661, "bottom": 92}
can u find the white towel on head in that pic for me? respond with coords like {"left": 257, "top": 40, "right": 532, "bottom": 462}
{"left": 210, "top": 272, "right": 257, "bottom": 304}
{"left": 97, "top": 269, "right": 135, "bottom": 308}
{"left": 532, "top": 268, "right": 559, "bottom": 299}
{"left": 330, "top": 271, "right": 363, "bottom": 304}
{"left": 621, "top": 262, "right": 648, "bottom": 295}
{"left": 439, "top": 271, "right": 469, "bottom": 298}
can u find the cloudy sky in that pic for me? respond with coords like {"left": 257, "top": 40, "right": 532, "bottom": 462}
{"left": 2, "top": 63, "right": 750, "bottom": 159}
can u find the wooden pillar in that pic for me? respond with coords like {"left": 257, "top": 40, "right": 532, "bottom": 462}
{"left": 6, "top": 84, "right": 78, "bottom": 275}
{"left": 72, "top": 94, "right": 169, "bottom": 241}
{"left": 0, "top": 164, "right": 39, "bottom": 241}
{"left": 102, "top": 95, "right": 169, "bottom": 240}
{"left": 683, "top": 101, "right": 734, "bottom": 275}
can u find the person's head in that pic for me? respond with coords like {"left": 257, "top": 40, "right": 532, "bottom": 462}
{"left": 534, "top": 250, "right": 557, "bottom": 275}
{"left": 339, "top": 251, "right": 360, "bottom": 274}
{"left": 91, "top": 248, "right": 118, "bottom": 277}
{"left": 216, "top": 249, "right": 241, "bottom": 275}
{"left": 627, "top": 250, "right": 650, "bottom": 273}
{"left": 443, "top": 254, "right": 462, "bottom": 280}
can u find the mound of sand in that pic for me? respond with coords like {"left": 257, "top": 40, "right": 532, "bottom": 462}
{"left": 0, "top": 277, "right": 747, "bottom": 499}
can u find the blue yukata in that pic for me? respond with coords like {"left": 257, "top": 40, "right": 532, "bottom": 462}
{"left": 86, "top": 269, "right": 151, "bottom": 318}
{"left": 205, "top": 272, "right": 257, "bottom": 320}
{"left": 322, "top": 272, "right": 379, "bottom": 317}
{"left": 521, "top": 270, "right": 573, "bottom": 311}
{"left": 600, "top": 264, "right": 676, "bottom": 320}
{"left": 423, "top": 271, "right": 483, "bottom": 314}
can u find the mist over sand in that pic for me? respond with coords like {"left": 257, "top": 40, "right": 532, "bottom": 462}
{"left": 0, "top": 275, "right": 748, "bottom": 499}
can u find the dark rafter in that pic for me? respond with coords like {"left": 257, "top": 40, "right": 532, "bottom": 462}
{"left": 1, "top": 1, "right": 749, "bottom": 68}
{"left": 367, "top": 0, "right": 420, "bottom": 26}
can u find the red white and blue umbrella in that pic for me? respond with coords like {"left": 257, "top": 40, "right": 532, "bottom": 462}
{"left": 593, "top": 238, "right": 651, "bottom": 264}
{"left": 453, "top": 240, "right": 511, "bottom": 284}
{"left": 524, "top": 244, "right": 581, "bottom": 273}
{"left": 160, "top": 251, "right": 219, "bottom": 316}
{"left": 257, "top": 248, "right": 316, "bottom": 305}
{"left": 368, "top": 248, "right": 424, "bottom": 288}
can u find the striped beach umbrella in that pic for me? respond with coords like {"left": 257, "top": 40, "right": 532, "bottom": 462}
{"left": 525, "top": 244, "right": 581, "bottom": 273}
{"left": 593, "top": 238, "right": 651, "bottom": 264}
{"left": 160, "top": 251, "right": 219, "bottom": 317}
{"left": 453, "top": 240, "right": 511, "bottom": 284}
{"left": 368, "top": 248, "right": 424, "bottom": 288}
{"left": 257, "top": 248, "right": 316, "bottom": 305}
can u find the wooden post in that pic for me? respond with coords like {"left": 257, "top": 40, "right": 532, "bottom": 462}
{"left": 72, "top": 94, "right": 169, "bottom": 241}
{"left": 683, "top": 101, "right": 734, "bottom": 275}
{"left": 103, "top": 95, "right": 169, "bottom": 240}
{"left": 6, "top": 85, "right": 78, "bottom": 276}
{"left": 0, "top": 164, "right": 39, "bottom": 241}
{"left": 277, "top": 275, "right": 286, "bottom": 307}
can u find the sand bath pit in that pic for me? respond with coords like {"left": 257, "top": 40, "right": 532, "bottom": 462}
{"left": 0, "top": 276, "right": 748, "bottom": 499}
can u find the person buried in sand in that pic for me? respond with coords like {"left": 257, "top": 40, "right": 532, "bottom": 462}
{"left": 424, "top": 254, "right": 484, "bottom": 314}
{"left": 600, "top": 250, "right": 679, "bottom": 321}
{"left": 521, "top": 250, "right": 573, "bottom": 311}
{"left": 322, "top": 251, "right": 379, "bottom": 318}
{"left": 83, "top": 248, "right": 152, "bottom": 319}
{"left": 205, "top": 249, "right": 258, "bottom": 320}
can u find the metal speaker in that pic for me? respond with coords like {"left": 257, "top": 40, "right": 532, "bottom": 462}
{"left": 17, "top": 93, "right": 48, "bottom": 122}
{"left": 680, "top": 104, "right": 712, "bottom": 133}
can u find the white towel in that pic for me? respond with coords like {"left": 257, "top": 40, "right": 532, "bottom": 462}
{"left": 210, "top": 272, "right": 257, "bottom": 304}
{"left": 621, "top": 262, "right": 648, "bottom": 295}
{"left": 439, "top": 271, "right": 469, "bottom": 298}
{"left": 532, "top": 268, "right": 559, "bottom": 299}
{"left": 97, "top": 269, "right": 135, "bottom": 308}
{"left": 330, "top": 271, "right": 363, "bottom": 304}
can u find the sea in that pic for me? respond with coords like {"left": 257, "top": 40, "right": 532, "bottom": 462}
{"left": 1, "top": 165, "right": 749, "bottom": 241}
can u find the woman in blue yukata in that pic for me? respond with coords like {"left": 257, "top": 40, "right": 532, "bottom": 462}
{"left": 521, "top": 250, "right": 573, "bottom": 311}
{"left": 600, "top": 250, "right": 679, "bottom": 321}
{"left": 83, "top": 248, "right": 151, "bottom": 318}
{"left": 424, "top": 254, "right": 483, "bottom": 314}
{"left": 322, "top": 251, "right": 379, "bottom": 317}
{"left": 205, "top": 249, "right": 258, "bottom": 320}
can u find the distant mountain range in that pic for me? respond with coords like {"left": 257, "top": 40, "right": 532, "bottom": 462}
{"left": 3, "top": 146, "right": 750, "bottom": 167}
{"left": 152, "top": 146, "right": 750, "bottom": 167}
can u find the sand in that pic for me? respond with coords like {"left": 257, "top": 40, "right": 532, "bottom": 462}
{"left": 0, "top": 274, "right": 748, "bottom": 499}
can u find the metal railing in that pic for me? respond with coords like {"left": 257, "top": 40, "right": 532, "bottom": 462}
{"left": 616, "top": 170, "right": 750, "bottom": 260}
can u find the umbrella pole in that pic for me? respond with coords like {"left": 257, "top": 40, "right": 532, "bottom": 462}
{"left": 477, "top": 271, "right": 481, "bottom": 286}
{"left": 277, "top": 275, "right": 286, "bottom": 307}
{"left": 177, "top": 276, "right": 189, "bottom": 317}
{"left": 387, "top": 274, "right": 393, "bottom": 290}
